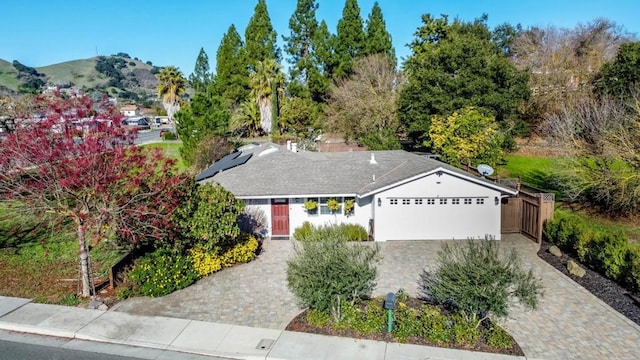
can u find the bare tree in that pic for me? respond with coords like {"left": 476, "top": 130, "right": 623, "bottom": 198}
{"left": 325, "top": 53, "right": 404, "bottom": 141}
{"left": 511, "top": 19, "right": 633, "bottom": 126}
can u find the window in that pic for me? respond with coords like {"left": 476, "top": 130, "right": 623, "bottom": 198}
{"left": 389, "top": 199, "right": 398, "bottom": 205}
{"left": 426, "top": 198, "right": 435, "bottom": 205}
{"left": 464, "top": 198, "right": 472, "bottom": 205}
{"left": 439, "top": 198, "right": 447, "bottom": 205}
{"left": 319, "top": 197, "right": 332, "bottom": 214}
{"left": 476, "top": 198, "right": 485, "bottom": 205}
{"left": 402, "top": 199, "right": 411, "bottom": 205}
{"left": 415, "top": 199, "right": 423, "bottom": 205}
{"left": 452, "top": 198, "right": 460, "bottom": 205}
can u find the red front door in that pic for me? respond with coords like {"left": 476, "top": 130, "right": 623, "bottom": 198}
{"left": 271, "top": 199, "right": 290, "bottom": 236}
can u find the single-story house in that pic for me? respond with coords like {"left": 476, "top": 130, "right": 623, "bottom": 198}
{"left": 120, "top": 105, "right": 140, "bottom": 117}
{"left": 196, "top": 143, "right": 518, "bottom": 241}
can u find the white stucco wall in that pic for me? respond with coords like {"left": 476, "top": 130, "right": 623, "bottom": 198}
{"left": 244, "top": 196, "right": 371, "bottom": 238}
{"left": 373, "top": 172, "right": 502, "bottom": 241}
{"left": 288, "top": 197, "right": 371, "bottom": 238}
{"left": 243, "top": 199, "right": 272, "bottom": 236}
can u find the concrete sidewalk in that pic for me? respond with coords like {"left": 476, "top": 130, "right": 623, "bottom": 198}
{"left": 0, "top": 296, "right": 522, "bottom": 360}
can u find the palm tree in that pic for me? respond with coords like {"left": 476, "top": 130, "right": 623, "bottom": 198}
{"left": 156, "top": 66, "right": 186, "bottom": 121}
{"left": 230, "top": 99, "right": 261, "bottom": 137}
{"left": 249, "top": 59, "right": 283, "bottom": 134}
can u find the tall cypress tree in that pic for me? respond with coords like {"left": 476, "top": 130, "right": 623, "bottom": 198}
{"left": 245, "top": 0, "right": 279, "bottom": 69}
{"left": 363, "top": 2, "right": 395, "bottom": 62}
{"left": 309, "top": 20, "right": 334, "bottom": 102}
{"left": 283, "top": 0, "right": 319, "bottom": 97}
{"left": 334, "top": 0, "right": 365, "bottom": 79}
{"left": 189, "top": 47, "right": 212, "bottom": 94}
{"left": 216, "top": 24, "right": 249, "bottom": 107}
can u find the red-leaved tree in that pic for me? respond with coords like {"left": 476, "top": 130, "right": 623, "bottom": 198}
{"left": 0, "top": 94, "right": 187, "bottom": 297}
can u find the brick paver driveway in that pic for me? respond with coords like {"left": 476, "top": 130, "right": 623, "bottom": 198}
{"left": 115, "top": 234, "right": 640, "bottom": 359}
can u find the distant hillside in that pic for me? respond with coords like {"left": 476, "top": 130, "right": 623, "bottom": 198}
{"left": 0, "top": 55, "right": 161, "bottom": 100}
{"left": 0, "top": 59, "right": 20, "bottom": 94}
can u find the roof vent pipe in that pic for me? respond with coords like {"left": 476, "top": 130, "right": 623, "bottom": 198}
{"left": 373, "top": 174, "right": 376, "bottom": 182}
{"left": 370, "top": 153, "right": 378, "bottom": 165}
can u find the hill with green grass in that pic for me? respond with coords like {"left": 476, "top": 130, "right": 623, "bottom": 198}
{"left": 0, "top": 55, "right": 161, "bottom": 100}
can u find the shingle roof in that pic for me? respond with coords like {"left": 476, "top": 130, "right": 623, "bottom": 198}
{"left": 198, "top": 143, "right": 515, "bottom": 197}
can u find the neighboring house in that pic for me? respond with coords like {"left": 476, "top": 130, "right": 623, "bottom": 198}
{"left": 196, "top": 143, "right": 518, "bottom": 241}
{"left": 120, "top": 105, "right": 140, "bottom": 117}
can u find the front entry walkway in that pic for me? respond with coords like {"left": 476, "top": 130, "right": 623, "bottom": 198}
{"left": 115, "top": 234, "right": 640, "bottom": 359}
{"left": 113, "top": 239, "right": 301, "bottom": 330}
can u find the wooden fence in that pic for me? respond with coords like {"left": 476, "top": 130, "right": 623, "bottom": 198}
{"left": 501, "top": 190, "right": 555, "bottom": 243}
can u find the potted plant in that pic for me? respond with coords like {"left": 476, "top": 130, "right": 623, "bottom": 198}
{"left": 327, "top": 198, "right": 341, "bottom": 213}
{"left": 344, "top": 199, "right": 355, "bottom": 216}
{"left": 304, "top": 199, "right": 318, "bottom": 214}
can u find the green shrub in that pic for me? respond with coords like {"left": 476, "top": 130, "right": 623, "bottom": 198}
{"left": 60, "top": 294, "right": 80, "bottom": 306}
{"left": 625, "top": 244, "right": 640, "bottom": 292}
{"left": 486, "top": 325, "right": 515, "bottom": 348}
{"left": 286, "top": 236, "right": 380, "bottom": 314}
{"left": 293, "top": 221, "right": 313, "bottom": 241}
{"left": 162, "top": 131, "right": 177, "bottom": 140}
{"left": 292, "top": 222, "right": 368, "bottom": 242}
{"left": 306, "top": 309, "right": 332, "bottom": 327}
{"left": 341, "top": 224, "right": 368, "bottom": 241}
{"left": 335, "top": 299, "right": 386, "bottom": 334}
{"left": 451, "top": 312, "right": 480, "bottom": 345}
{"left": 589, "top": 231, "right": 629, "bottom": 281}
{"left": 420, "top": 305, "right": 452, "bottom": 345}
{"left": 128, "top": 248, "right": 198, "bottom": 297}
{"left": 116, "top": 287, "right": 132, "bottom": 300}
{"left": 392, "top": 301, "right": 422, "bottom": 341}
{"left": 544, "top": 211, "right": 637, "bottom": 289}
{"left": 419, "top": 239, "right": 543, "bottom": 319}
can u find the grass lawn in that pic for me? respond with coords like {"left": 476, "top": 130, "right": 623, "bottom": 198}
{"left": 497, "top": 155, "right": 559, "bottom": 192}
{"left": 142, "top": 142, "right": 187, "bottom": 172}
{"left": 498, "top": 152, "right": 640, "bottom": 243}
{"left": 0, "top": 203, "right": 123, "bottom": 304}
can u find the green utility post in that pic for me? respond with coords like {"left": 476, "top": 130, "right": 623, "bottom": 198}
{"left": 384, "top": 292, "right": 396, "bottom": 333}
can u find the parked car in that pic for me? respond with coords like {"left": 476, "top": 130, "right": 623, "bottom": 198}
{"left": 122, "top": 116, "right": 150, "bottom": 130}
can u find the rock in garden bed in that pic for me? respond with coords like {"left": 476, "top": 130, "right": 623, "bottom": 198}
{"left": 538, "top": 241, "right": 640, "bottom": 325}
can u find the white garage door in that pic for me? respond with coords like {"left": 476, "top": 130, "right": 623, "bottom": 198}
{"left": 372, "top": 173, "right": 502, "bottom": 241}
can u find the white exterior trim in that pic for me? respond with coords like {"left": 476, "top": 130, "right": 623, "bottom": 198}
{"left": 359, "top": 167, "right": 517, "bottom": 198}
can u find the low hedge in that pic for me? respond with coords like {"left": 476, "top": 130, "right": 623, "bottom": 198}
{"left": 543, "top": 210, "right": 640, "bottom": 292}
{"left": 293, "top": 222, "right": 368, "bottom": 242}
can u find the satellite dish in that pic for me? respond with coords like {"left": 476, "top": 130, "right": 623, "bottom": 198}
{"left": 477, "top": 164, "right": 494, "bottom": 177}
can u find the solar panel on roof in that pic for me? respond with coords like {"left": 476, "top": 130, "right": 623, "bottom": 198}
{"left": 195, "top": 151, "right": 241, "bottom": 181}
{"left": 218, "top": 153, "right": 253, "bottom": 172}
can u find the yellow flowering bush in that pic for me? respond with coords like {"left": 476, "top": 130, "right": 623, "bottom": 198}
{"left": 189, "top": 247, "right": 223, "bottom": 277}
{"left": 221, "top": 235, "right": 259, "bottom": 266}
{"left": 189, "top": 235, "right": 259, "bottom": 277}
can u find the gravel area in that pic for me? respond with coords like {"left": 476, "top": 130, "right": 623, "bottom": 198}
{"left": 537, "top": 241, "right": 640, "bottom": 326}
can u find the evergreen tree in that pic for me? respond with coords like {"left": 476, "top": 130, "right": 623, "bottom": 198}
{"left": 334, "top": 0, "right": 365, "bottom": 79}
{"left": 309, "top": 20, "right": 334, "bottom": 102}
{"left": 245, "top": 0, "right": 279, "bottom": 69}
{"left": 283, "top": 0, "right": 319, "bottom": 98}
{"left": 363, "top": 2, "right": 395, "bottom": 62}
{"left": 398, "top": 14, "right": 530, "bottom": 145}
{"left": 189, "top": 47, "right": 212, "bottom": 94}
{"left": 175, "top": 93, "right": 230, "bottom": 166}
{"left": 216, "top": 24, "right": 250, "bottom": 107}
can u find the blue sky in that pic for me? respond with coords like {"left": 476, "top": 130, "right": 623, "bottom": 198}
{"left": 1, "top": 0, "right": 639, "bottom": 76}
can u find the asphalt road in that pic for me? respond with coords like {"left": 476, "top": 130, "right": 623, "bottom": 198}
{"left": 134, "top": 128, "right": 162, "bottom": 145}
{"left": 0, "top": 330, "right": 228, "bottom": 360}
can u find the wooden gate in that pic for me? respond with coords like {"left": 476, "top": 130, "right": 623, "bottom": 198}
{"left": 271, "top": 198, "right": 290, "bottom": 236}
{"left": 501, "top": 191, "right": 555, "bottom": 243}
